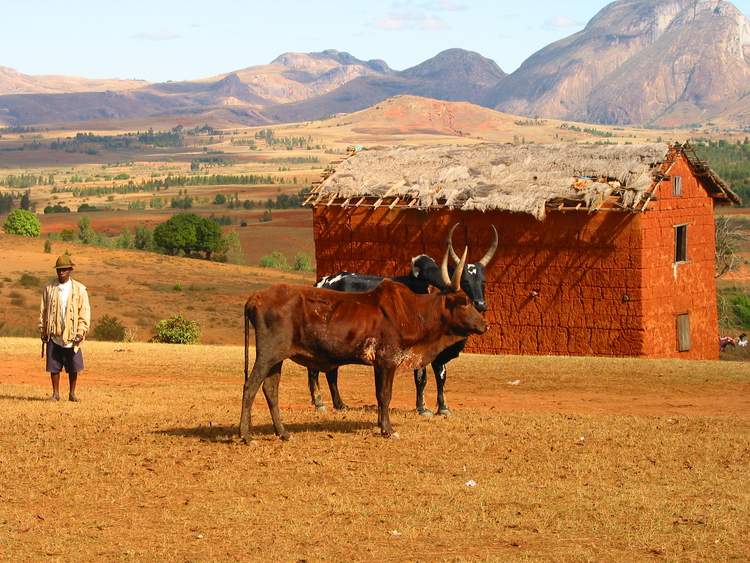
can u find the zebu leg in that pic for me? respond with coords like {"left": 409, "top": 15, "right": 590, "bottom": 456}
{"left": 375, "top": 365, "right": 398, "bottom": 438}
{"left": 308, "top": 368, "right": 326, "bottom": 412}
{"left": 432, "top": 361, "right": 451, "bottom": 416}
{"left": 263, "top": 362, "right": 289, "bottom": 440}
{"left": 326, "top": 369, "right": 348, "bottom": 410}
{"left": 414, "top": 368, "right": 432, "bottom": 417}
{"left": 240, "top": 359, "right": 271, "bottom": 441}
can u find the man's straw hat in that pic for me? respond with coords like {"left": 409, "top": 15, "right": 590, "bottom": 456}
{"left": 54, "top": 254, "right": 75, "bottom": 270}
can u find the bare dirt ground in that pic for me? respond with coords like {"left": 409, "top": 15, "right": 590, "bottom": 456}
{"left": 1, "top": 338, "right": 748, "bottom": 561}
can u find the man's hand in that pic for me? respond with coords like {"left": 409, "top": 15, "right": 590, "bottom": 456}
{"left": 73, "top": 336, "right": 83, "bottom": 346}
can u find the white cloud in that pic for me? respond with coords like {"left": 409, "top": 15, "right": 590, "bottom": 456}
{"left": 543, "top": 15, "right": 584, "bottom": 30}
{"left": 373, "top": 11, "right": 449, "bottom": 31}
{"left": 131, "top": 31, "right": 182, "bottom": 41}
{"left": 420, "top": 0, "right": 467, "bottom": 11}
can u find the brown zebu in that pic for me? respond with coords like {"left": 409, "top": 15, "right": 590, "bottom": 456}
{"left": 240, "top": 248, "right": 486, "bottom": 441}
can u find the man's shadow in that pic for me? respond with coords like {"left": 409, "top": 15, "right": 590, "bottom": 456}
{"left": 0, "top": 394, "right": 51, "bottom": 402}
{"left": 157, "top": 419, "right": 374, "bottom": 443}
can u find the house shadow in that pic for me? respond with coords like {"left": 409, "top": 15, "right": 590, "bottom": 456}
{"left": 157, "top": 418, "right": 375, "bottom": 443}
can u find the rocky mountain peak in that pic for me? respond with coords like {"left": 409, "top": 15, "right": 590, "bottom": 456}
{"left": 402, "top": 48, "right": 505, "bottom": 86}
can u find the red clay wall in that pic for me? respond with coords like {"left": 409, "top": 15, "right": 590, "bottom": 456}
{"left": 639, "top": 154, "right": 719, "bottom": 359}
{"left": 314, "top": 206, "right": 646, "bottom": 357}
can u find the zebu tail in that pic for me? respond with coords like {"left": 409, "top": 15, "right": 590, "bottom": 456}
{"left": 244, "top": 293, "right": 265, "bottom": 381}
{"left": 244, "top": 296, "right": 258, "bottom": 382}
{"left": 244, "top": 301, "right": 250, "bottom": 382}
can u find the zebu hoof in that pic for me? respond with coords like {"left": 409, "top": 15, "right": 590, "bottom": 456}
{"left": 417, "top": 407, "right": 433, "bottom": 418}
{"left": 315, "top": 404, "right": 327, "bottom": 413}
{"left": 437, "top": 407, "right": 452, "bottom": 417}
{"left": 381, "top": 430, "right": 400, "bottom": 439}
{"left": 333, "top": 403, "right": 349, "bottom": 411}
{"left": 279, "top": 432, "right": 291, "bottom": 441}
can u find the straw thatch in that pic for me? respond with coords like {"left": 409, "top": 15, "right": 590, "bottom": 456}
{"left": 312, "top": 143, "right": 737, "bottom": 220}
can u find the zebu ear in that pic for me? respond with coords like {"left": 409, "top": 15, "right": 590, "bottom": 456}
{"left": 451, "top": 247, "right": 468, "bottom": 291}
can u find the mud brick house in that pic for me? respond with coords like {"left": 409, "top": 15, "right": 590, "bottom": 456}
{"left": 305, "top": 143, "right": 739, "bottom": 360}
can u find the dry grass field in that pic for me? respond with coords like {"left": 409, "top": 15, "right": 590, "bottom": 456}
{"left": 0, "top": 338, "right": 748, "bottom": 561}
{"left": 0, "top": 233, "right": 314, "bottom": 344}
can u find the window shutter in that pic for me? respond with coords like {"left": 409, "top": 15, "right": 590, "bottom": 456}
{"left": 677, "top": 314, "right": 691, "bottom": 352}
{"left": 674, "top": 225, "right": 687, "bottom": 263}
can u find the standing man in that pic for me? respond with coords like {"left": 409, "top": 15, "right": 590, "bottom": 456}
{"left": 39, "top": 254, "right": 91, "bottom": 401}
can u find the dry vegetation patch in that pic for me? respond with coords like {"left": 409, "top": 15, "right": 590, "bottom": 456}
{"left": 0, "top": 338, "right": 748, "bottom": 561}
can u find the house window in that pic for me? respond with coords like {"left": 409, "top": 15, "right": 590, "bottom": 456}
{"left": 673, "top": 175, "right": 682, "bottom": 197}
{"left": 674, "top": 224, "right": 688, "bottom": 263}
{"left": 677, "top": 313, "right": 691, "bottom": 352}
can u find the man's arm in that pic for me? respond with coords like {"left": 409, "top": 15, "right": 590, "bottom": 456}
{"left": 76, "top": 286, "right": 91, "bottom": 342}
{"left": 38, "top": 287, "right": 47, "bottom": 340}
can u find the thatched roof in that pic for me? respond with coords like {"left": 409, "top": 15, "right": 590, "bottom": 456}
{"left": 308, "top": 143, "right": 739, "bottom": 220}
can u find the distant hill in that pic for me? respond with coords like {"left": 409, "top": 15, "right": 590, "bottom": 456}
{"left": 3, "top": 0, "right": 750, "bottom": 128}
{"left": 0, "top": 48, "right": 503, "bottom": 127}
{"left": 0, "top": 65, "right": 147, "bottom": 95}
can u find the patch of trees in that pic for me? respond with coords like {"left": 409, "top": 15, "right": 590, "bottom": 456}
{"left": 0, "top": 193, "right": 15, "bottom": 213}
{"left": 190, "top": 157, "right": 228, "bottom": 170}
{"left": 223, "top": 186, "right": 311, "bottom": 210}
{"left": 44, "top": 204, "right": 71, "bottom": 214}
{"left": 0, "top": 174, "right": 54, "bottom": 188}
{"left": 514, "top": 119, "right": 547, "bottom": 126}
{"left": 185, "top": 124, "right": 218, "bottom": 136}
{"left": 153, "top": 213, "right": 235, "bottom": 260}
{"left": 0, "top": 141, "right": 43, "bottom": 152}
{"left": 46, "top": 126, "right": 184, "bottom": 154}
{"left": 268, "top": 156, "right": 320, "bottom": 164}
{"left": 254, "top": 128, "right": 321, "bottom": 150}
{"left": 54, "top": 173, "right": 283, "bottom": 199}
{"left": 693, "top": 138, "right": 750, "bottom": 205}
{"left": 77, "top": 203, "right": 101, "bottom": 212}
{"left": 559, "top": 123, "right": 614, "bottom": 138}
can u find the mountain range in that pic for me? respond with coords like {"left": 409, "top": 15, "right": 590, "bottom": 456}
{"left": 2, "top": 0, "right": 750, "bottom": 129}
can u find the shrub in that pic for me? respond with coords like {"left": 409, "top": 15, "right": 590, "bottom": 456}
{"left": 260, "top": 209, "right": 272, "bottom": 222}
{"left": 259, "top": 251, "right": 289, "bottom": 270}
{"left": 732, "top": 294, "right": 750, "bottom": 328}
{"left": 77, "top": 203, "right": 100, "bottom": 212}
{"left": 44, "top": 204, "right": 71, "bottom": 214}
{"left": 292, "top": 252, "right": 313, "bottom": 272}
{"left": 43, "top": 239, "right": 52, "bottom": 253}
{"left": 91, "top": 314, "right": 127, "bottom": 342}
{"left": 9, "top": 290, "right": 25, "bottom": 307}
{"left": 3, "top": 209, "right": 40, "bottom": 237}
{"left": 152, "top": 314, "right": 200, "bottom": 344}
{"left": 18, "top": 273, "right": 41, "bottom": 288}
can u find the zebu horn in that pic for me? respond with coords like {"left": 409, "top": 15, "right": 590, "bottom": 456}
{"left": 478, "top": 225, "right": 499, "bottom": 268}
{"left": 440, "top": 244, "right": 452, "bottom": 288}
{"left": 451, "top": 247, "right": 468, "bottom": 291}
{"left": 447, "top": 223, "right": 461, "bottom": 265}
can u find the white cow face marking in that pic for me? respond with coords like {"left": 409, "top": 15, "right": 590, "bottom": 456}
{"left": 467, "top": 264, "right": 478, "bottom": 276}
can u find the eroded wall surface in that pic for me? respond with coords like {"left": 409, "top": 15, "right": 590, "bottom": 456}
{"left": 314, "top": 206, "right": 646, "bottom": 357}
{"left": 639, "top": 154, "right": 719, "bottom": 359}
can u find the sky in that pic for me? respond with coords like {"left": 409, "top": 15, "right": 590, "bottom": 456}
{"left": 3, "top": 0, "right": 750, "bottom": 82}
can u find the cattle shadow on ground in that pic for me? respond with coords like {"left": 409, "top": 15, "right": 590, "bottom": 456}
{"left": 0, "top": 394, "right": 52, "bottom": 402}
{"left": 157, "top": 419, "right": 375, "bottom": 443}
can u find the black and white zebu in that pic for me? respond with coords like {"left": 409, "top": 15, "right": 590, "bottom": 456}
{"left": 308, "top": 224, "right": 497, "bottom": 416}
